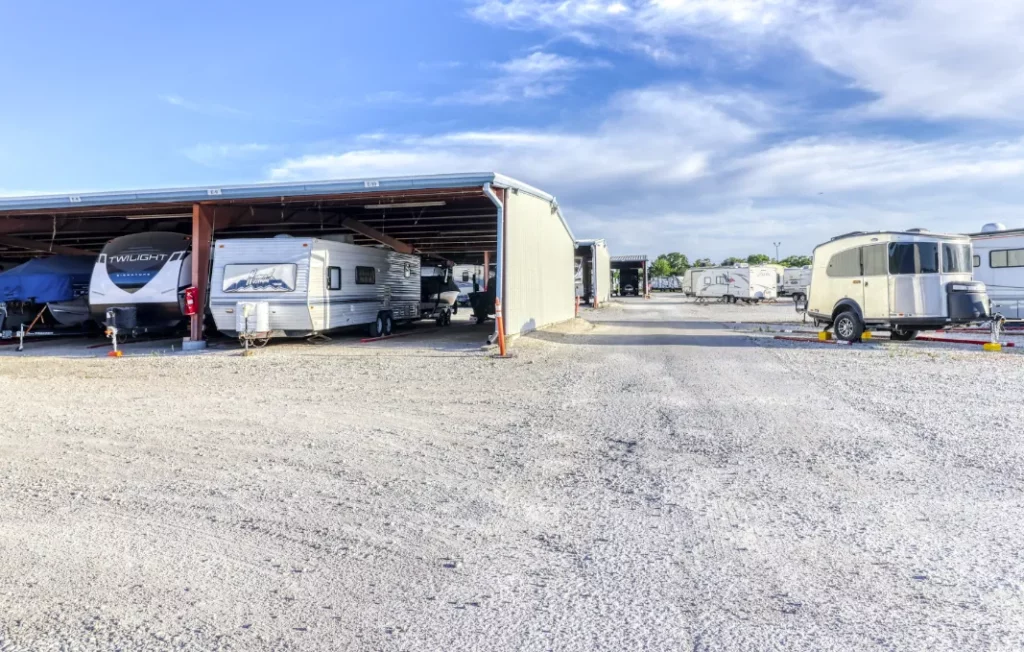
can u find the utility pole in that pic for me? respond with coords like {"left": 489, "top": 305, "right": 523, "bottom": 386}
{"left": 773, "top": 241, "right": 781, "bottom": 263}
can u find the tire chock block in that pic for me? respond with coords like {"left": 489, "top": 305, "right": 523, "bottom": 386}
{"left": 818, "top": 331, "right": 832, "bottom": 341}
{"left": 983, "top": 342, "right": 1002, "bottom": 352}
{"left": 861, "top": 331, "right": 873, "bottom": 340}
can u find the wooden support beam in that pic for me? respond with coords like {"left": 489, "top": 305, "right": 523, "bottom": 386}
{"left": 191, "top": 204, "right": 215, "bottom": 342}
{"left": 340, "top": 217, "right": 415, "bottom": 254}
{"left": 0, "top": 235, "right": 94, "bottom": 256}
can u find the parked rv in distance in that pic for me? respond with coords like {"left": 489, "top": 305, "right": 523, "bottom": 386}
{"left": 682, "top": 267, "right": 706, "bottom": 296}
{"left": 808, "top": 230, "right": 989, "bottom": 342}
{"left": 781, "top": 266, "right": 812, "bottom": 303}
{"left": 209, "top": 236, "right": 420, "bottom": 341}
{"left": 650, "top": 276, "right": 683, "bottom": 292}
{"left": 969, "top": 223, "right": 1024, "bottom": 319}
{"left": 695, "top": 265, "right": 778, "bottom": 303}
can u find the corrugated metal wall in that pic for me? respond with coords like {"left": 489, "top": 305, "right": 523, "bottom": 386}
{"left": 504, "top": 190, "right": 575, "bottom": 335}
{"left": 595, "top": 242, "right": 611, "bottom": 304}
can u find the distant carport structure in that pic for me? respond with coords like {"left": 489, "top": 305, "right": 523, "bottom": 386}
{"left": 0, "top": 173, "right": 577, "bottom": 350}
{"left": 611, "top": 255, "right": 649, "bottom": 298}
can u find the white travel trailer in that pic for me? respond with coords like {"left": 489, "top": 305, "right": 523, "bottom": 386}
{"left": 781, "top": 266, "right": 812, "bottom": 301}
{"left": 681, "top": 267, "right": 706, "bottom": 296}
{"left": 89, "top": 232, "right": 194, "bottom": 333}
{"left": 808, "top": 230, "right": 989, "bottom": 342}
{"left": 209, "top": 236, "right": 420, "bottom": 340}
{"left": 969, "top": 224, "right": 1024, "bottom": 318}
{"left": 695, "top": 265, "right": 778, "bottom": 303}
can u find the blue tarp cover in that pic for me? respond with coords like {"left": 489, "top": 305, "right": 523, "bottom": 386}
{"left": 0, "top": 255, "right": 95, "bottom": 303}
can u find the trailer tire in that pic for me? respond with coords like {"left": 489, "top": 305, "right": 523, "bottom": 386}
{"left": 890, "top": 327, "right": 918, "bottom": 341}
{"left": 383, "top": 313, "right": 394, "bottom": 336}
{"left": 368, "top": 313, "right": 385, "bottom": 338}
{"left": 833, "top": 311, "right": 864, "bottom": 342}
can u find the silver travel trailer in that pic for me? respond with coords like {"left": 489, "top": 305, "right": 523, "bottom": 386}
{"left": 209, "top": 236, "right": 420, "bottom": 340}
{"left": 969, "top": 223, "right": 1024, "bottom": 318}
{"left": 808, "top": 230, "right": 989, "bottom": 342}
{"left": 695, "top": 265, "right": 778, "bottom": 303}
{"left": 781, "top": 266, "right": 812, "bottom": 301}
{"left": 89, "top": 232, "right": 194, "bottom": 334}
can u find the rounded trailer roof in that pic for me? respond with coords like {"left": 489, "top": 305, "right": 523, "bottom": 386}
{"left": 814, "top": 230, "right": 970, "bottom": 253}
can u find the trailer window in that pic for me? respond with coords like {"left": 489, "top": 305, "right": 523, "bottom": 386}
{"left": 327, "top": 267, "right": 341, "bottom": 291}
{"left": 973, "top": 254, "right": 981, "bottom": 268}
{"left": 888, "top": 243, "right": 916, "bottom": 275}
{"left": 356, "top": 266, "right": 376, "bottom": 285}
{"left": 862, "top": 244, "right": 887, "bottom": 276}
{"left": 992, "top": 248, "right": 1024, "bottom": 268}
{"left": 942, "top": 243, "right": 972, "bottom": 273}
{"left": 826, "top": 248, "right": 861, "bottom": 277}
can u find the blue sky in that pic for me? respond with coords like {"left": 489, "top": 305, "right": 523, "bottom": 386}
{"left": 2, "top": 0, "right": 1023, "bottom": 262}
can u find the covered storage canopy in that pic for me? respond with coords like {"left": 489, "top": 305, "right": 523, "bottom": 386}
{"left": 0, "top": 255, "right": 95, "bottom": 303}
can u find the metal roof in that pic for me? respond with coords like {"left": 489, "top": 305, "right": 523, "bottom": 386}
{"left": 0, "top": 172, "right": 554, "bottom": 213}
{"left": 0, "top": 172, "right": 574, "bottom": 264}
{"left": 611, "top": 254, "right": 648, "bottom": 263}
{"left": 968, "top": 227, "right": 1024, "bottom": 238}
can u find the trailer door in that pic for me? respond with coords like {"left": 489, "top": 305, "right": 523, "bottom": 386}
{"left": 861, "top": 244, "right": 889, "bottom": 319}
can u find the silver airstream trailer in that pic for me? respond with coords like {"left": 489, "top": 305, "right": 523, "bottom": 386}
{"left": 808, "top": 230, "right": 990, "bottom": 342}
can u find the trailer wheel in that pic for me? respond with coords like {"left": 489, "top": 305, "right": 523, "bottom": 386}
{"left": 368, "top": 313, "right": 385, "bottom": 338}
{"left": 383, "top": 313, "right": 394, "bottom": 336}
{"left": 890, "top": 327, "right": 918, "bottom": 341}
{"left": 833, "top": 311, "right": 864, "bottom": 342}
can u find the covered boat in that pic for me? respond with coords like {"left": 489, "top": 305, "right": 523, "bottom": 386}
{"left": 0, "top": 255, "right": 96, "bottom": 329}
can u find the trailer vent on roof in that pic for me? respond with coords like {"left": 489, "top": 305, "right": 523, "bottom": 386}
{"left": 981, "top": 222, "right": 1007, "bottom": 233}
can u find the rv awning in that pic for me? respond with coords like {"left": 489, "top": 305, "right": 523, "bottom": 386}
{"left": 0, "top": 255, "right": 95, "bottom": 303}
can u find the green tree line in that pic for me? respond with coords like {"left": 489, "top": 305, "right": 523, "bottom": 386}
{"left": 649, "top": 252, "right": 813, "bottom": 277}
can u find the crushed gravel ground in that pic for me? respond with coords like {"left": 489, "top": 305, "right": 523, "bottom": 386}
{"left": 1, "top": 295, "right": 1022, "bottom": 651}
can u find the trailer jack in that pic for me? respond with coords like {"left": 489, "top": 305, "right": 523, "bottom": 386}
{"left": 105, "top": 326, "right": 123, "bottom": 357}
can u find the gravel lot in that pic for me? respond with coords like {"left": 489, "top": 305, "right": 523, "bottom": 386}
{"left": 1, "top": 295, "right": 1022, "bottom": 651}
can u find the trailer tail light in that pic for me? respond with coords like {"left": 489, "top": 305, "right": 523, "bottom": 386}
{"left": 183, "top": 286, "right": 198, "bottom": 316}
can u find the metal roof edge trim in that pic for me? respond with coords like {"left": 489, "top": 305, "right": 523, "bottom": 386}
{"left": 0, "top": 172, "right": 511, "bottom": 213}
{"left": 490, "top": 174, "right": 575, "bottom": 242}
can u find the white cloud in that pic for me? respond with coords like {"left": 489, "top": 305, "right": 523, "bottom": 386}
{"left": 267, "top": 82, "right": 1024, "bottom": 260}
{"left": 471, "top": 0, "right": 1024, "bottom": 121}
{"left": 441, "top": 51, "right": 608, "bottom": 104}
{"left": 159, "top": 94, "right": 246, "bottom": 117}
{"left": 798, "top": 0, "right": 1024, "bottom": 120}
{"left": 271, "top": 84, "right": 760, "bottom": 185}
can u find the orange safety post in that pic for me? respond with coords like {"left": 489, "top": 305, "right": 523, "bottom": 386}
{"left": 495, "top": 297, "right": 507, "bottom": 357}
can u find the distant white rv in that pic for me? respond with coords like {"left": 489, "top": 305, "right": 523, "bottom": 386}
{"left": 969, "top": 224, "right": 1024, "bottom": 318}
{"left": 781, "top": 266, "right": 812, "bottom": 301}
{"left": 681, "top": 267, "right": 707, "bottom": 296}
{"left": 695, "top": 265, "right": 778, "bottom": 303}
{"left": 209, "top": 237, "right": 420, "bottom": 341}
{"left": 808, "top": 230, "right": 989, "bottom": 341}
